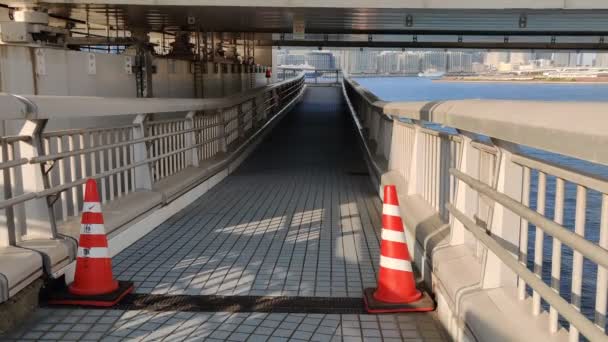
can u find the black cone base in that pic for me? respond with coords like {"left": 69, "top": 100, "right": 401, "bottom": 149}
{"left": 363, "top": 288, "right": 435, "bottom": 313}
{"left": 47, "top": 281, "right": 134, "bottom": 307}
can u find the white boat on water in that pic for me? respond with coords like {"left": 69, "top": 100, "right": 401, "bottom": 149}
{"left": 418, "top": 71, "right": 445, "bottom": 79}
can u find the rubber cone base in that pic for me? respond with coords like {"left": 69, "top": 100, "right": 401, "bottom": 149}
{"left": 363, "top": 288, "right": 435, "bottom": 313}
{"left": 47, "top": 281, "right": 134, "bottom": 307}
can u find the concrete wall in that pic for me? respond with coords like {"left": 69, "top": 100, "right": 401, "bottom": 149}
{"left": 0, "top": 45, "right": 270, "bottom": 133}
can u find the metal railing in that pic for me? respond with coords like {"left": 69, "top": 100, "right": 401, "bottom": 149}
{"left": 343, "top": 76, "right": 608, "bottom": 341}
{"left": 0, "top": 73, "right": 305, "bottom": 265}
{"left": 278, "top": 68, "right": 343, "bottom": 85}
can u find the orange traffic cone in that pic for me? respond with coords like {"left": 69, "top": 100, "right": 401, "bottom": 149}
{"left": 48, "top": 179, "right": 133, "bottom": 307}
{"left": 363, "top": 185, "right": 435, "bottom": 313}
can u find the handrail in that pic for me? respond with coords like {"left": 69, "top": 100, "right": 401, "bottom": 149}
{"left": 343, "top": 77, "right": 387, "bottom": 110}
{"left": 450, "top": 167, "right": 608, "bottom": 269}
{"left": 512, "top": 153, "right": 608, "bottom": 195}
{"left": 341, "top": 79, "right": 384, "bottom": 179}
{"left": 342, "top": 74, "right": 608, "bottom": 341}
{"left": 0, "top": 73, "right": 304, "bottom": 120}
{"left": 448, "top": 203, "right": 608, "bottom": 342}
{"left": 345, "top": 75, "right": 608, "bottom": 166}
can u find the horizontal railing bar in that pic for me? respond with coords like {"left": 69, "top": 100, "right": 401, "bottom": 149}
{"left": 0, "top": 158, "right": 29, "bottom": 170}
{"left": 31, "top": 123, "right": 228, "bottom": 164}
{"left": 341, "top": 80, "right": 383, "bottom": 179}
{"left": 345, "top": 76, "right": 608, "bottom": 166}
{"left": 450, "top": 168, "right": 608, "bottom": 269}
{"left": 343, "top": 78, "right": 387, "bottom": 110}
{"left": 42, "top": 125, "right": 136, "bottom": 138}
{"left": 512, "top": 153, "right": 608, "bottom": 195}
{"left": 145, "top": 118, "right": 188, "bottom": 125}
{"left": 1, "top": 82, "right": 306, "bottom": 210}
{"left": 419, "top": 126, "right": 458, "bottom": 139}
{"left": 447, "top": 203, "right": 607, "bottom": 342}
{"left": 36, "top": 136, "right": 224, "bottom": 198}
{"left": 0, "top": 74, "right": 304, "bottom": 120}
{"left": 0, "top": 135, "right": 30, "bottom": 143}
{"left": 471, "top": 141, "right": 499, "bottom": 155}
{"left": 0, "top": 192, "right": 37, "bottom": 210}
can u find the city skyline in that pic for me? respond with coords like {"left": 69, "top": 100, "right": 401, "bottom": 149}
{"left": 276, "top": 48, "right": 608, "bottom": 74}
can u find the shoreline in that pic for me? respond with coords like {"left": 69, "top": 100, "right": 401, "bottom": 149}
{"left": 435, "top": 78, "right": 608, "bottom": 84}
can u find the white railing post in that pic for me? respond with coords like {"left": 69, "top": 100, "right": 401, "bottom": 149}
{"left": 483, "top": 139, "right": 523, "bottom": 288}
{"left": 184, "top": 111, "right": 199, "bottom": 167}
{"left": 17, "top": 119, "right": 56, "bottom": 239}
{"left": 218, "top": 109, "right": 228, "bottom": 153}
{"left": 450, "top": 131, "right": 480, "bottom": 245}
{"left": 131, "top": 114, "right": 153, "bottom": 190}
{"left": 237, "top": 103, "right": 245, "bottom": 139}
{"left": 407, "top": 122, "right": 425, "bottom": 196}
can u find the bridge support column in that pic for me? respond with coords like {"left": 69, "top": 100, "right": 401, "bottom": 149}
{"left": 131, "top": 114, "right": 153, "bottom": 190}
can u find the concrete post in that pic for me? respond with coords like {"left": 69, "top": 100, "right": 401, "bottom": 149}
{"left": 218, "top": 109, "right": 228, "bottom": 153}
{"left": 131, "top": 114, "right": 153, "bottom": 190}
{"left": 482, "top": 139, "right": 523, "bottom": 288}
{"left": 17, "top": 119, "right": 56, "bottom": 239}
{"left": 237, "top": 104, "right": 245, "bottom": 139}
{"left": 407, "top": 122, "right": 424, "bottom": 196}
{"left": 184, "top": 111, "right": 199, "bottom": 167}
{"left": 450, "top": 130, "right": 480, "bottom": 246}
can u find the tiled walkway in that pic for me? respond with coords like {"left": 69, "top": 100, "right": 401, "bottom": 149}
{"left": 112, "top": 87, "right": 382, "bottom": 298}
{"left": 3, "top": 87, "right": 448, "bottom": 341}
{"left": 5, "top": 308, "right": 445, "bottom": 341}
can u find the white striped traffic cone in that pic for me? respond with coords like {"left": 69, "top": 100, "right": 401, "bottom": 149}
{"left": 363, "top": 185, "right": 434, "bottom": 313}
{"left": 48, "top": 179, "right": 133, "bottom": 307}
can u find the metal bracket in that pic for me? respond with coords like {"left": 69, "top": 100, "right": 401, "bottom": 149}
{"left": 413, "top": 35, "right": 418, "bottom": 43}
{"left": 519, "top": 14, "right": 527, "bottom": 28}
{"left": 551, "top": 36, "right": 557, "bottom": 45}
{"left": 324, "top": 34, "right": 329, "bottom": 42}
{"left": 405, "top": 14, "right": 414, "bottom": 27}
{"left": 368, "top": 34, "right": 373, "bottom": 42}
{"left": 504, "top": 36, "right": 509, "bottom": 44}
{"left": 42, "top": 160, "right": 56, "bottom": 175}
{"left": 600, "top": 36, "right": 605, "bottom": 45}
{"left": 280, "top": 33, "right": 285, "bottom": 41}
{"left": 458, "top": 35, "right": 463, "bottom": 43}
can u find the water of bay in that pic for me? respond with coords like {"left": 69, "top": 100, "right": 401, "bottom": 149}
{"left": 354, "top": 76, "right": 608, "bottom": 329}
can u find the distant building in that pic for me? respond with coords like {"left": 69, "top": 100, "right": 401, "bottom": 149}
{"left": 349, "top": 50, "right": 378, "bottom": 73}
{"left": 400, "top": 52, "right": 421, "bottom": 73}
{"left": 448, "top": 52, "right": 473, "bottom": 73}
{"left": 377, "top": 51, "right": 400, "bottom": 73}
{"left": 421, "top": 51, "right": 447, "bottom": 72}
{"left": 553, "top": 52, "right": 578, "bottom": 67}
{"left": 510, "top": 52, "right": 532, "bottom": 66}
{"left": 535, "top": 52, "right": 553, "bottom": 60}
{"left": 484, "top": 52, "right": 509, "bottom": 69}
{"left": 305, "top": 51, "right": 336, "bottom": 70}
{"left": 284, "top": 54, "right": 306, "bottom": 66}
{"left": 498, "top": 62, "right": 513, "bottom": 72}
{"left": 472, "top": 62, "right": 486, "bottom": 73}
{"left": 595, "top": 53, "right": 608, "bottom": 67}
{"left": 578, "top": 53, "right": 595, "bottom": 67}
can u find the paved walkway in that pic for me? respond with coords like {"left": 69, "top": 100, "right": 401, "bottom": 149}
{"left": 2, "top": 87, "right": 448, "bottom": 341}
{"left": 113, "top": 86, "right": 382, "bottom": 298}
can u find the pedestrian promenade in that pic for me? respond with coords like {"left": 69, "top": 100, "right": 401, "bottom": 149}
{"left": 1, "top": 87, "right": 448, "bottom": 341}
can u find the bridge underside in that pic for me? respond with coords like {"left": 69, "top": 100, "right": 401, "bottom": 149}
{"left": 6, "top": 2, "right": 608, "bottom": 50}
{"left": 4, "top": 87, "right": 448, "bottom": 341}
